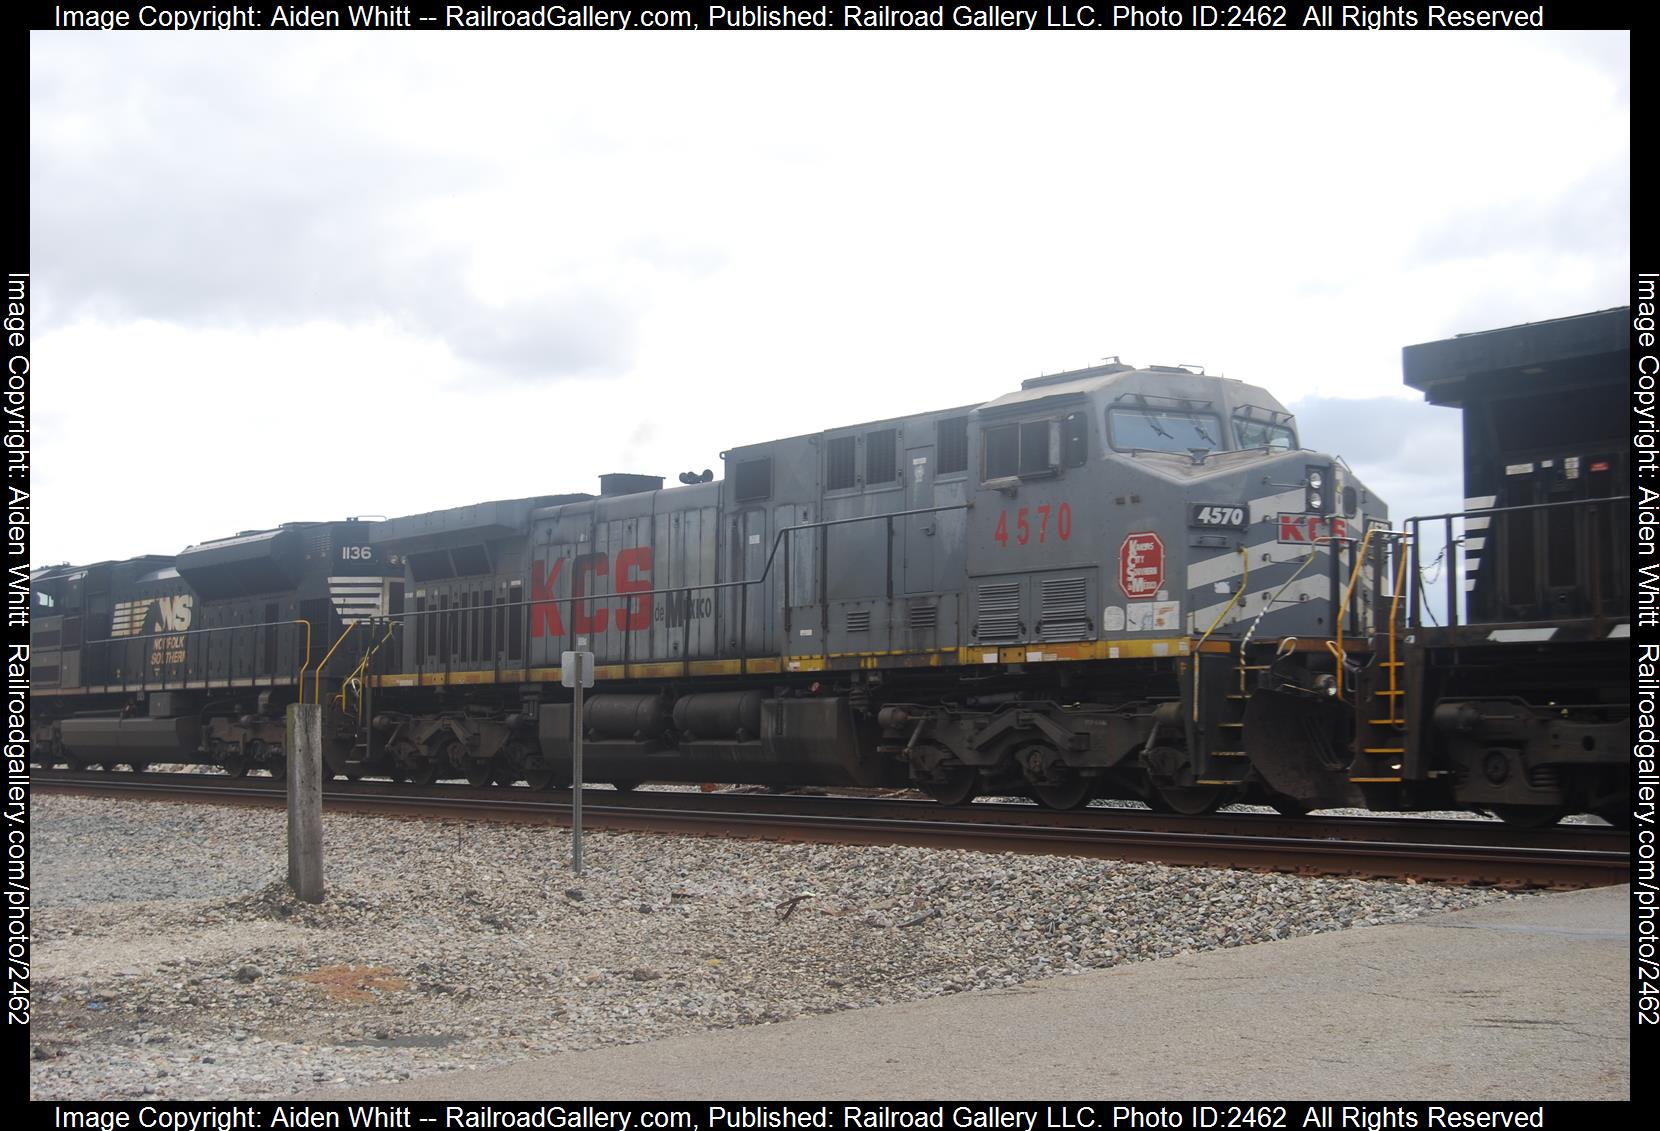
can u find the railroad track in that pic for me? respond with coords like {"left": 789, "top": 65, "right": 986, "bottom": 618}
{"left": 35, "top": 769, "right": 1630, "bottom": 889}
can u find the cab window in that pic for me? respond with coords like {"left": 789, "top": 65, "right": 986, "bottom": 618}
{"left": 1233, "top": 417, "right": 1296, "bottom": 452}
{"left": 1108, "top": 407, "right": 1223, "bottom": 453}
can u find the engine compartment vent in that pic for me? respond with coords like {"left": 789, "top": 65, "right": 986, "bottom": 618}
{"left": 976, "top": 583, "right": 1021, "bottom": 642}
{"left": 1039, "top": 576, "right": 1090, "bottom": 641}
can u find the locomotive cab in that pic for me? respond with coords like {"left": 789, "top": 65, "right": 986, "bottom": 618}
{"left": 946, "top": 361, "right": 1387, "bottom": 811}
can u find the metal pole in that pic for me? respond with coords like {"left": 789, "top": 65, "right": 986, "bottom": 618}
{"left": 1409, "top": 520, "right": 1422, "bottom": 628}
{"left": 1444, "top": 516, "right": 1457, "bottom": 628}
{"left": 572, "top": 653, "right": 584, "bottom": 876}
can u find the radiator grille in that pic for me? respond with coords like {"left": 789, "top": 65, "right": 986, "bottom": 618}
{"left": 1039, "top": 576, "right": 1090, "bottom": 641}
{"left": 846, "top": 609, "right": 871, "bottom": 633}
{"left": 975, "top": 583, "right": 1021, "bottom": 642}
{"left": 908, "top": 602, "right": 937, "bottom": 631}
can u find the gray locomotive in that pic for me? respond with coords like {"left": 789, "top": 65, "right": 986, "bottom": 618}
{"left": 34, "top": 358, "right": 1396, "bottom": 815}
{"left": 32, "top": 333, "right": 1640, "bottom": 820}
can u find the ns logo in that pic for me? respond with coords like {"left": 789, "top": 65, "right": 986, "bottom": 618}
{"left": 112, "top": 594, "right": 195, "bottom": 637}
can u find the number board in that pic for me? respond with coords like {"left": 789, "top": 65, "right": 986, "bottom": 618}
{"left": 1189, "top": 503, "right": 1248, "bottom": 530}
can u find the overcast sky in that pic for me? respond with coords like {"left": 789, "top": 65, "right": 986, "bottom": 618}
{"left": 30, "top": 30, "right": 1629, "bottom": 565}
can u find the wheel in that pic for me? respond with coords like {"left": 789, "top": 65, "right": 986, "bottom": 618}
{"left": 128, "top": 762, "right": 149, "bottom": 773}
{"left": 415, "top": 735, "right": 460, "bottom": 787}
{"left": 266, "top": 759, "right": 286, "bottom": 782}
{"left": 100, "top": 762, "right": 118, "bottom": 772}
{"left": 1143, "top": 745, "right": 1227, "bottom": 815}
{"left": 221, "top": 752, "right": 248, "bottom": 778}
{"left": 1029, "top": 773, "right": 1093, "bottom": 810}
{"left": 609, "top": 780, "right": 640, "bottom": 793}
{"left": 919, "top": 766, "right": 979, "bottom": 807}
{"left": 1490, "top": 805, "right": 1566, "bottom": 829}
{"left": 464, "top": 760, "right": 494, "bottom": 789}
{"left": 1017, "top": 742, "right": 1093, "bottom": 810}
{"left": 523, "top": 760, "right": 558, "bottom": 791}
{"left": 1268, "top": 796, "right": 1312, "bottom": 818}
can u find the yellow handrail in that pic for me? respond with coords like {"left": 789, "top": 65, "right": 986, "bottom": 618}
{"left": 1195, "top": 547, "right": 1250, "bottom": 650}
{"left": 1384, "top": 536, "right": 1412, "bottom": 721}
{"left": 1191, "top": 548, "right": 1249, "bottom": 722}
{"left": 1326, "top": 525, "right": 1385, "bottom": 696}
{"left": 335, "top": 621, "right": 399, "bottom": 716}
{"left": 310, "top": 620, "right": 360, "bottom": 706}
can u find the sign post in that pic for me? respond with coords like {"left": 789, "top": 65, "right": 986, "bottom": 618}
{"left": 561, "top": 650, "right": 595, "bottom": 875}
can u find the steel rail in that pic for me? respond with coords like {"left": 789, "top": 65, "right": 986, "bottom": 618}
{"left": 35, "top": 771, "right": 1627, "bottom": 889}
{"left": 30, "top": 769, "right": 1628, "bottom": 849}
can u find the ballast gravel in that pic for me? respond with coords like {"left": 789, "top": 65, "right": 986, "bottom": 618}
{"left": 28, "top": 793, "right": 1521, "bottom": 1100}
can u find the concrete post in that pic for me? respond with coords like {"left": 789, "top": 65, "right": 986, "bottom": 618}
{"left": 285, "top": 702, "right": 325, "bottom": 903}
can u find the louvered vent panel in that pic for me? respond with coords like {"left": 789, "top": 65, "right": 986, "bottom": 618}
{"left": 846, "top": 609, "right": 871, "bottom": 633}
{"left": 1039, "top": 576, "right": 1090, "bottom": 641}
{"left": 908, "top": 602, "right": 938, "bottom": 631}
{"left": 308, "top": 529, "right": 330, "bottom": 558}
{"left": 976, "top": 583, "right": 1022, "bottom": 642}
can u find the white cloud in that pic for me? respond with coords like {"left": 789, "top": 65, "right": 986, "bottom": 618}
{"left": 29, "top": 30, "right": 1629, "bottom": 563}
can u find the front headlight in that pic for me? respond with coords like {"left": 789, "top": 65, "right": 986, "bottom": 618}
{"left": 1305, "top": 464, "right": 1333, "bottom": 513}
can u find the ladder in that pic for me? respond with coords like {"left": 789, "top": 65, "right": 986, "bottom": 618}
{"left": 1352, "top": 534, "right": 1412, "bottom": 790}
{"left": 332, "top": 621, "right": 400, "bottom": 773}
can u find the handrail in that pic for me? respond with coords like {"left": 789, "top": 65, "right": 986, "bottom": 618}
{"left": 1326, "top": 525, "right": 1386, "bottom": 696}
{"left": 80, "top": 618, "right": 310, "bottom": 699}
{"left": 389, "top": 504, "right": 972, "bottom": 678}
{"left": 1190, "top": 548, "right": 1248, "bottom": 723}
{"left": 1406, "top": 495, "right": 1629, "bottom": 524}
{"left": 336, "top": 621, "right": 400, "bottom": 716}
{"left": 1384, "top": 535, "right": 1412, "bottom": 723}
{"left": 1195, "top": 547, "right": 1250, "bottom": 648}
{"left": 310, "top": 620, "right": 360, "bottom": 706}
{"left": 1236, "top": 542, "right": 1326, "bottom": 695}
{"left": 1405, "top": 494, "right": 1628, "bottom": 630}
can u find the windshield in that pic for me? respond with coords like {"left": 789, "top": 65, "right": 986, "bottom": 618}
{"left": 1108, "top": 407, "right": 1223, "bottom": 453}
{"left": 1233, "top": 417, "right": 1296, "bottom": 452}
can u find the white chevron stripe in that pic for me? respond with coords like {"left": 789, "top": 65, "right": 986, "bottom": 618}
{"left": 1190, "top": 575, "right": 1331, "bottom": 632}
{"left": 1187, "top": 539, "right": 1319, "bottom": 590}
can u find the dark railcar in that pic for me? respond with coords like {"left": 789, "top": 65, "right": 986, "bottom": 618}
{"left": 1349, "top": 308, "right": 1630, "bottom": 825}
{"left": 30, "top": 520, "right": 389, "bottom": 775}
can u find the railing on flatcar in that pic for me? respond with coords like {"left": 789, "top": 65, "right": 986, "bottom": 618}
{"left": 1404, "top": 494, "right": 1629, "bottom": 631}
